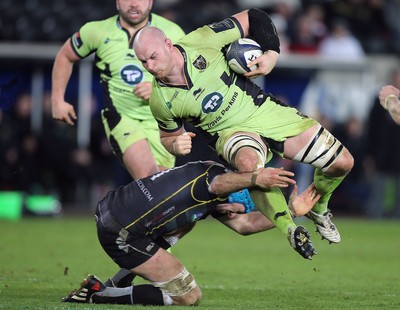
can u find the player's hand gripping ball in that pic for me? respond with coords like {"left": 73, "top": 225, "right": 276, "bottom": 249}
{"left": 225, "top": 38, "right": 262, "bottom": 74}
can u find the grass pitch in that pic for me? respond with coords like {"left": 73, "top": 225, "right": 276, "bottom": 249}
{"left": 0, "top": 215, "right": 399, "bottom": 309}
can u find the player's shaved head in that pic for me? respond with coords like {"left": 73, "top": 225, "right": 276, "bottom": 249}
{"left": 134, "top": 26, "right": 166, "bottom": 55}
{"left": 133, "top": 26, "right": 176, "bottom": 80}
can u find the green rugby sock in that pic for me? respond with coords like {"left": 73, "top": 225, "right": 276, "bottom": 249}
{"left": 250, "top": 188, "right": 296, "bottom": 236}
{"left": 312, "top": 168, "right": 346, "bottom": 214}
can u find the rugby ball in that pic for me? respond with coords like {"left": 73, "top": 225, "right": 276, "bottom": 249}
{"left": 226, "top": 38, "right": 262, "bottom": 74}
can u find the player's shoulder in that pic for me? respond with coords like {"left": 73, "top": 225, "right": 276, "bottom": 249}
{"left": 150, "top": 13, "right": 181, "bottom": 29}
{"left": 178, "top": 18, "right": 239, "bottom": 48}
{"left": 82, "top": 15, "right": 118, "bottom": 32}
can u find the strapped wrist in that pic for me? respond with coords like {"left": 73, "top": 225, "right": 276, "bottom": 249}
{"left": 251, "top": 171, "right": 259, "bottom": 186}
{"left": 172, "top": 141, "right": 177, "bottom": 154}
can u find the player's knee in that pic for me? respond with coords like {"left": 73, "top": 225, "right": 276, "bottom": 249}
{"left": 223, "top": 133, "right": 268, "bottom": 171}
{"left": 179, "top": 286, "right": 202, "bottom": 306}
{"left": 235, "top": 148, "right": 263, "bottom": 171}
{"left": 152, "top": 267, "right": 200, "bottom": 306}
{"left": 327, "top": 148, "right": 354, "bottom": 177}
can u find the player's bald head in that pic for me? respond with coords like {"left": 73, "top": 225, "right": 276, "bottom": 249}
{"left": 133, "top": 26, "right": 175, "bottom": 79}
{"left": 134, "top": 26, "right": 166, "bottom": 54}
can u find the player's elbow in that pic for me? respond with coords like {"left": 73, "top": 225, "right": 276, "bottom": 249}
{"left": 236, "top": 229, "right": 254, "bottom": 236}
{"left": 233, "top": 222, "right": 258, "bottom": 236}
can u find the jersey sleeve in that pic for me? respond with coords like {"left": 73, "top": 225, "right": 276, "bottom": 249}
{"left": 181, "top": 17, "right": 243, "bottom": 51}
{"left": 70, "top": 20, "right": 104, "bottom": 58}
{"left": 164, "top": 22, "right": 185, "bottom": 43}
{"left": 149, "top": 86, "right": 184, "bottom": 132}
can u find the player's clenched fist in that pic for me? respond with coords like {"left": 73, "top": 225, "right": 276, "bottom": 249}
{"left": 172, "top": 132, "right": 196, "bottom": 155}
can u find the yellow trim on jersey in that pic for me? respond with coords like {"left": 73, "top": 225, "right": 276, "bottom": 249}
{"left": 124, "top": 165, "right": 223, "bottom": 230}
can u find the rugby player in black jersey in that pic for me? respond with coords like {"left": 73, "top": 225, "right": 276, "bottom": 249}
{"left": 63, "top": 160, "right": 320, "bottom": 306}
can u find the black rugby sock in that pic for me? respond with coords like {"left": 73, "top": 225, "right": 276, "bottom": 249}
{"left": 92, "top": 284, "right": 164, "bottom": 305}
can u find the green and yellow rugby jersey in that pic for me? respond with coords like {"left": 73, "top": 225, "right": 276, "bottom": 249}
{"left": 71, "top": 14, "right": 185, "bottom": 121}
{"left": 150, "top": 17, "right": 316, "bottom": 149}
{"left": 150, "top": 17, "right": 259, "bottom": 135}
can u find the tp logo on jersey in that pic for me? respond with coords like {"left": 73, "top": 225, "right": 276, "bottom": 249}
{"left": 202, "top": 92, "right": 223, "bottom": 113}
{"left": 120, "top": 64, "right": 143, "bottom": 86}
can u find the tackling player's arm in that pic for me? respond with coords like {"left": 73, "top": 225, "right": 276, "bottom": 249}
{"left": 232, "top": 9, "right": 280, "bottom": 78}
{"left": 209, "top": 167, "right": 296, "bottom": 196}
{"left": 215, "top": 184, "right": 321, "bottom": 235}
{"left": 51, "top": 38, "right": 80, "bottom": 126}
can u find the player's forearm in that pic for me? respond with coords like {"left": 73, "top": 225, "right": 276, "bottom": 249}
{"left": 218, "top": 211, "right": 275, "bottom": 235}
{"left": 237, "top": 212, "right": 275, "bottom": 235}
{"left": 160, "top": 135, "right": 177, "bottom": 155}
{"left": 210, "top": 172, "right": 253, "bottom": 196}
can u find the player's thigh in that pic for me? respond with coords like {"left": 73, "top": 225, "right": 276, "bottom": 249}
{"left": 140, "top": 119, "right": 175, "bottom": 169}
{"left": 101, "top": 111, "right": 147, "bottom": 161}
{"left": 131, "top": 248, "right": 184, "bottom": 282}
{"left": 102, "top": 112, "right": 174, "bottom": 168}
{"left": 283, "top": 124, "right": 321, "bottom": 158}
{"left": 96, "top": 207, "right": 184, "bottom": 279}
{"left": 96, "top": 208, "right": 200, "bottom": 305}
{"left": 285, "top": 124, "right": 353, "bottom": 174}
{"left": 122, "top": 139, "right": 159, "bottom": 178}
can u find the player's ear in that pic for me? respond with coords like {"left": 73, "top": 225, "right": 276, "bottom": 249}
{"left": 116, "top": 0, "right": 120, "bottom": 10}
{"left": 165, "top": 38, "right": 174, "bottom": 50}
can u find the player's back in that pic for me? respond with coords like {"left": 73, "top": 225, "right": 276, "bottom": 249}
{"left": 102, "top": 161, "right": 227, "bottom": 238}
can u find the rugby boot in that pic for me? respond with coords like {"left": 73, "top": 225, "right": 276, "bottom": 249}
{"left": 288, "top": 226, "right": 317, "bottom": 260}
{"left": 62, "top": 274, "right": 105, "bottom": 303}
{"left": 306, "top": 209, "right": 341, "bottom": 244}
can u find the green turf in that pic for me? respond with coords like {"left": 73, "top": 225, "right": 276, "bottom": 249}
{"left": 0, "top": 216, "right": 399, "bottom": 309}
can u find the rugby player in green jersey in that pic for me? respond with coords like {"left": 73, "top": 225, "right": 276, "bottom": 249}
{"left": 51, "top": 0, "right": 184, "bottom": 291}
{"left": 133, "top": 8, "right": 354, "bottom": 257}
{"left": 51, "top": 0, "right": 184, "bottom": 180}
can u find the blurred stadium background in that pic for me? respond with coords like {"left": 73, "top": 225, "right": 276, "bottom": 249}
{"left": 1, "top": 0, "right": 400, "bottom": 219}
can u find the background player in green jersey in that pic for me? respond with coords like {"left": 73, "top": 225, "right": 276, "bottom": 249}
{"left": 51, "top": 0, "right": 184, "bottom": 180}
{"left": 51, "top": 0, "right": 184, "bottom": 291}
{"left": 61, "top": 161, "right": 320, "bottom": 306}
{"left": 133, "top": 8, "right": 354, "bottom": 258}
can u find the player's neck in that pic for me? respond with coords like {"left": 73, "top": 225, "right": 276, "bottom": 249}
{"left": 160, "top": 48, "right": 186, "bottom": 86}
{"left": 119, "top": 16, "right": 149, "bottom": 37}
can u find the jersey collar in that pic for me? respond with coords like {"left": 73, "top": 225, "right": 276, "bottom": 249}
{"left": 117, "top": 15, "right": 152, "bottom": 48}
{"left": 172, "top": 45, "right": 194, "bottom": 90}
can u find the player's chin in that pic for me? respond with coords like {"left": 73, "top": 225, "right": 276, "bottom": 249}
{"left": 152, "top": 70, "right": 164, "bottom": 79}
